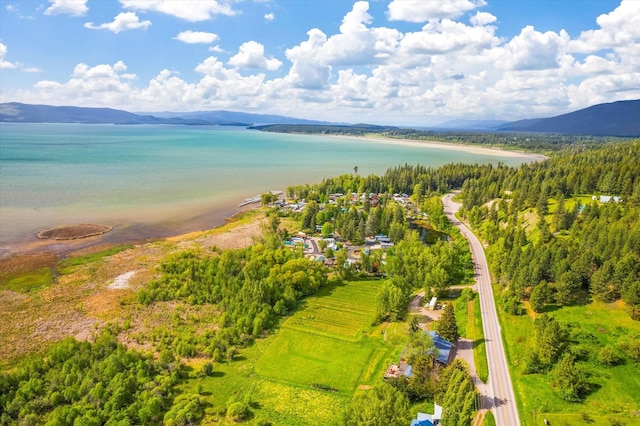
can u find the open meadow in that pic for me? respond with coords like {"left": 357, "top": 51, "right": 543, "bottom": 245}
{"left": 502, "top": 294, "right": 640, "bottom": 426}
{"left": 180, "top": 278, "right": 411, "bottom": 424}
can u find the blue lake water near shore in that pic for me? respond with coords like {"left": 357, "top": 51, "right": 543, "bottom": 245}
{"left": 0, "top": 123, "right": 542, "bottom": 249}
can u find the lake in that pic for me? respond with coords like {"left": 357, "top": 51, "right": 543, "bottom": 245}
{"left": 0, "top": 123, "right": 539, "bottom": 248}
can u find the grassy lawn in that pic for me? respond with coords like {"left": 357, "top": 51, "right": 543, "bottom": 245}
{"left": 255, "top": 328, "right": 376, "bottom": 391}
{"left": 499, "top": 299, "right": 640, "bottom": 426}
{"left": 256, "top": 279, "right": 396, "bottom": 392}
{"left": 182, "top": 278, "right": 408, "bottom": 425}
{"left": 471, "top": 296, "right": 489, "bottom": 382}
{"left": 281, "top": 279, "right": 379, "bottom": 342}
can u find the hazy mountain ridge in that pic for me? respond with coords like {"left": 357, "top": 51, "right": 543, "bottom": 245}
{"left": 1, "top": 101, "right": 638, "bottom": 136}
{"left": 148, "top": 110, "right": 340, "bottom": 126}
{"left": 0, "top": 103, "right": 245, "bottom": 125}
{"left": 0, "top": 103, "right": 336, "bottom": 126}
{"left": 498, "top": 100, "right": 640, "bottom": 136}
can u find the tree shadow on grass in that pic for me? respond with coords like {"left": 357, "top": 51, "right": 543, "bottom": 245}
{"left": 313, "top": 279, "right": 348, "bottom": 299}
{"left": 542, "top": 303, "right": 562, "bottom": 313}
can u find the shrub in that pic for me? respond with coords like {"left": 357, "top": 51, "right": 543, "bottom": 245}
{"left": 596, "top": 345, "right": 622, "bottom": 366}
{"left": 227, "top": 401, "right": 250, "bottom": 422}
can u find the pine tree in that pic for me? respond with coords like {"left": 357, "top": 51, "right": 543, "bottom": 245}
{"left": 437, "top": 303, "right": 460, "bottom": 342}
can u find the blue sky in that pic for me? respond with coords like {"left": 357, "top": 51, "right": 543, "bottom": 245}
{"left": 1, "top": 0, "right": 638, "bottom": 125}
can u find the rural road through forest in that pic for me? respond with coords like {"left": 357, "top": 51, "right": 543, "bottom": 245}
{"left": 442, "top": 192, "right": 521, "bottom": 426}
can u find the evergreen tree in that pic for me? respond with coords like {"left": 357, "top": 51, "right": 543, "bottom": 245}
{"left": 534, "top": 314, "right": 567, "bottom": 366}
{"left": 530, "top": 281, "right": 551, "bottom": 313}
{"left": 437, "top": 303, "right": 460, "bottom": 343}
{"left": 553, "top": 354, "right": 590, "bottom": 402}
{"left": 343, "top": 384, "right": 411, "bottom": 426}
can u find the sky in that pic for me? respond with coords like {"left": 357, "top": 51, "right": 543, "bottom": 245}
{"left": 1, "top": 0, "right": 639, "bottom": 126}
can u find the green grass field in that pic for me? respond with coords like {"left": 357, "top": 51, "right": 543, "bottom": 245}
{"left": 499, "top": 299, "right": 640, "bottom": 426}
{"left": 256, "top": 279, "right": 400, "bottom": 392}
{"left": 281, "top": 280, "right": 379, "bottom": 342}
{"left": 184, "top": 278, "right": 409, "bottom": 425}
{"left": 255, "top": 328, "right": 376, "bottom": 391}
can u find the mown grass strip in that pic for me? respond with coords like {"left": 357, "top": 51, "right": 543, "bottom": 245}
{"left": 483, "top": 410, "right": 496, "bottom": 426}
{"left": 472, "top": 296, "right": 488, "bottom": 383}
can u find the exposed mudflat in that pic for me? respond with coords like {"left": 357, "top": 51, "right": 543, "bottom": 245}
{"left": 37, "top": 224, "right": 113, "bottom": 240}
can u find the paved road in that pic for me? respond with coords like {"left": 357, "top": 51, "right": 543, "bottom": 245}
{"left": 442, "top": 192, "right": 520, "bottom": 426}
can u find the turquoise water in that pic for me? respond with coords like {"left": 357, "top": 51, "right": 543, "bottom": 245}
{"left": 0, "top": 123, "right": 535, "bottom": 245}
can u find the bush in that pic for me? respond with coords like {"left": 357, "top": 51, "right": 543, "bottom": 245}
{"left": 198, "top": 361, "right": 214, "bottom": 378}
{"left": 227, "top": 401, "right": 250, "bottom": 422}
{"left": 618, "top": 336, "right": 640, "bottom": 362}
{"left": 596, "top": 345, "right": 622, "bottom": 366}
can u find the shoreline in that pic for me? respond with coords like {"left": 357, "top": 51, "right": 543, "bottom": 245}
{"left": 325, "top": 133, "right": 548, "bottom": 161}
{"left": 1, "top": 133, "right": 546, "bottom": 261}
{"left": 0, "top": 202, "right": 258, "bottom": 261}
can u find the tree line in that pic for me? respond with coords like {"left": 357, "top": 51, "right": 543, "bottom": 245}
{"left": 253, "top": 124, "right": 629, "bottom": 152}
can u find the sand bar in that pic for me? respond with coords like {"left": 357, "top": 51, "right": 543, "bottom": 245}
{"left": 329, "top": 134, "right": 548, "bottom": 162}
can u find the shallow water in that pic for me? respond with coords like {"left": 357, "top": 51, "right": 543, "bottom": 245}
{"left": 0, "top": 123, "right": 534, "bottom": 246}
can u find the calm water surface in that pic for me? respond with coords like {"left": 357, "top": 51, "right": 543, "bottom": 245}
{"left": 0, "top": 123, "right": 535, "bottom": 245}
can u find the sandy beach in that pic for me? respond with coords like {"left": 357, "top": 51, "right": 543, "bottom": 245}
{"left": 331, "top": 134, "right": 548, "bottom": 162}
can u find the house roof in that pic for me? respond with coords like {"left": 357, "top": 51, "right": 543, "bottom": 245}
{"left": 410, "top": 419, "right": 433, "bottom": 426}
{"left": 410, "top": 413, "right": 434, "bottom": 426}
{"left": 428, "top": 331, "right": 453, "bottom": 365}
{"left": 410, "top": 403, "right": 443, "bottom": 426}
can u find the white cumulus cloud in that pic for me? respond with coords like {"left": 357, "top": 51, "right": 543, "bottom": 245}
{"left": 44, "top": 0, "right": 88, "bottom": 16}
{"left": 85, "top": 12, "right": 151, "bottom": 34}
{"left": 264, "top": 13, "right": 274, "bottom": 22}
{"left": 387, "top": 0, "right": 485, "bottom": 22}
{"left": 174, "top": 31, "right": 219, "bottom": 44}
{"left": 569, "top": 0, "right": 640, "bottom": 54}
{"left": 470, "top": 11, "right": 496, "bottom": 26}
{"left": 0, "top": 42, "right": 17, "bottom": 69}
{"left": 228, "top": 41, "right": 282, "bottom": 70}
{"left": 120, "top": 0, "right": 236, "bottom": 22}
{"left": 498, "top": 26, "right": 570, "bottom": 71}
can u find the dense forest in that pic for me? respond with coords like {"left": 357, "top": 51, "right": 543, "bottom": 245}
{"left": 0, "top": 327, "right": 184, "bottom": 425}
{"left": 253, "top": 124, "right": 629, "bottom": 152}
{"left": 458, "top": 142, "right": 640, "bottom": 321}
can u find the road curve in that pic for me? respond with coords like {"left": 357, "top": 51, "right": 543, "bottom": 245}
{"left": 442, "top": 192, "right": 521, "bottom": 426}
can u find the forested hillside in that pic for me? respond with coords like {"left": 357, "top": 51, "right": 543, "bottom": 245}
{"left": 459, "top": 142, "right": 640, "bottom": 316}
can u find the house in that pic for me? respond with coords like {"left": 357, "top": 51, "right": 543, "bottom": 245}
{"left": 410, "top": 403, "right": 443, "bottom": 426}
{"left": 428, "top": 331, "right": 454, "bottom": 366}
{"left": 385, "top": 332, "right": 454, "bottom": 382}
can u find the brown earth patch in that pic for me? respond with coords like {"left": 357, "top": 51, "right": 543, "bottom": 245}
{"left": 0, "top": 251, "right": 58, "bottom": 282}
{"left": 37, "top": 224, "right": 113, "bottom": 240}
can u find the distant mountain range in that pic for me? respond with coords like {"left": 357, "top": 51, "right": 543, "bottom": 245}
{"left": 498, "top": 100, "right": 640, "bottom": 137}
{"left": 0, "top": 103, "right": 336, "bottom": 126}
{"left": 146, "top": 110, "right": 340, "bottom": 126}
{"left": 1, "top": 100, "right": 638, "bottom": 136}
